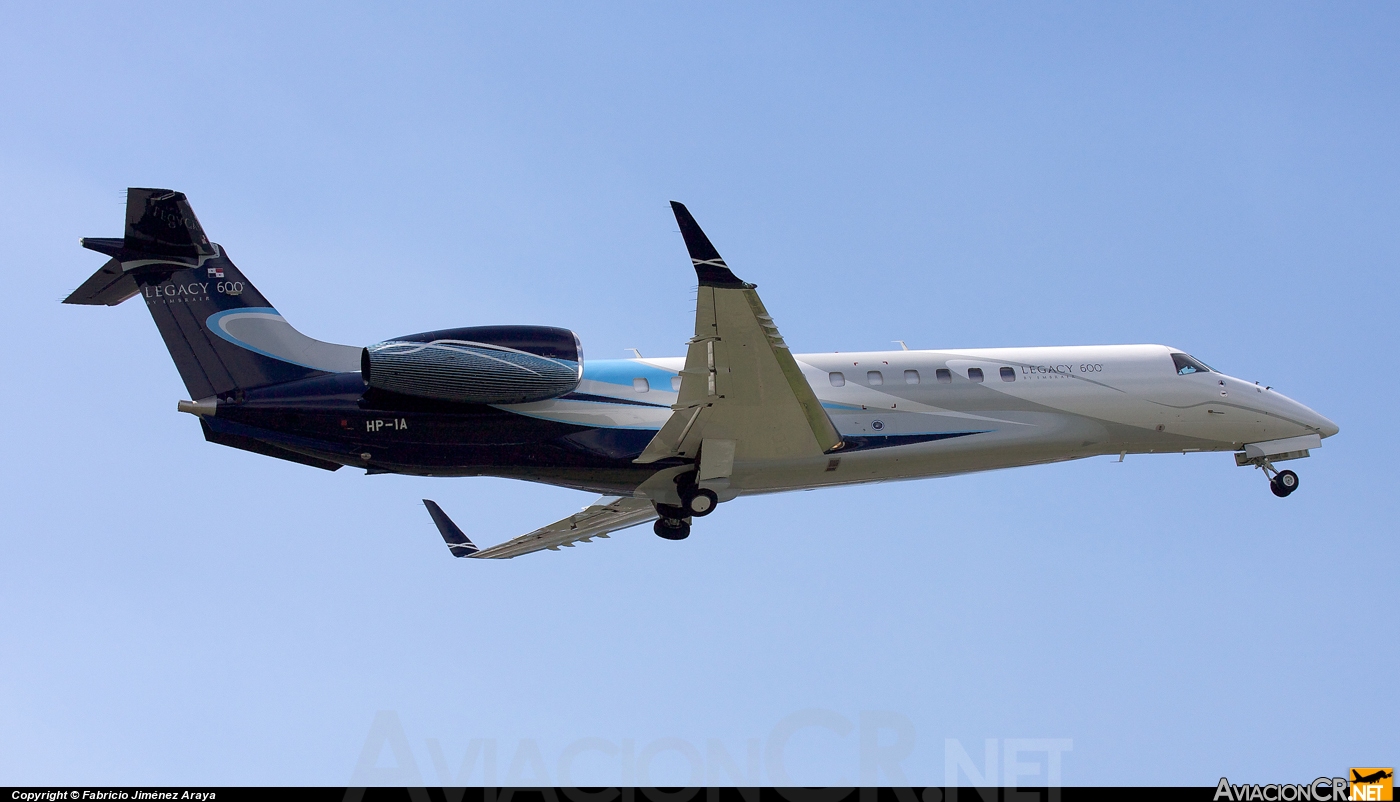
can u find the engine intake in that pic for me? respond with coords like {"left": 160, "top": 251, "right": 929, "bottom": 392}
{"left": 362, "top": 325, "right": 582, "bottom": 404}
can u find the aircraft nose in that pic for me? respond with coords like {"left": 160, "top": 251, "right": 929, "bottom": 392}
{"left": 1315, "top": 413, "right": 1340, "bottom": 439}
{"left": 1255, "top": 382, "right": 1338, "bottom": 438}
{"left": 1282, "top": 395, "right": 1339, "bottom": 438}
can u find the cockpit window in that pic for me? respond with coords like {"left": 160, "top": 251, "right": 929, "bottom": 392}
{"left": 1171, "top": 353, "right": 1213, "bottom": 376}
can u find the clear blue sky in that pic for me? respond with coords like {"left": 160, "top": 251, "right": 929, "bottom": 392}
{"left": 1, "top": 1, "right": 1395, "bottom": 786}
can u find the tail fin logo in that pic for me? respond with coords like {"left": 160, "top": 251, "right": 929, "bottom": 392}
{"left": 208, "top": 267, "right": 225, "bottom": 278}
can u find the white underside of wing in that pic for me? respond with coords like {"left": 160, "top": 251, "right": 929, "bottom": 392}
{"left": 636, "top": 284, "right": 842, "bottom": 465}
{"left": 472, "top": 496, "right": 658, "bottom": 559}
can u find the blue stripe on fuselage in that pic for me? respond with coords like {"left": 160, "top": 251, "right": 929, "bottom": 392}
{"left": 583, "top": 359, "right": 679, "bottom": 388}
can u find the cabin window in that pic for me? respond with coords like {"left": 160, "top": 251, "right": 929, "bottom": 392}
{"left": 936, "top": 368, "right": 952, "bottom": 383}
{"left": 867, "top": 370, "right": 883, "bottom": 386}
{"left": 1000, "top": 367, "right": 1015, "bottom": 382}
{"left": 1171, "top": 353, "right": 1212, "bottom": 375}
{"left": 968, "top": 367, "right": 984, "bottom": 382}
{"left": 671, "top": 376, "right": 682, "bottom": 391}
{"left": 904, "top": 369, "right": 920, "bottom": 385}
{"left": 830, "top": 372, "right": 846, "bottom": 387}
{"left": 633, "top": 377, "right": 649, "bottom": 392}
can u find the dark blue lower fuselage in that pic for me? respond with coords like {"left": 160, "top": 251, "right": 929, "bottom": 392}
{"left": 203, "top": 372, "right": 684, "bottom": 494}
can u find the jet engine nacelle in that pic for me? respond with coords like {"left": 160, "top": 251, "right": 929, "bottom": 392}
{"left": 362, "top": 325, "right": 582, "bottom": 404}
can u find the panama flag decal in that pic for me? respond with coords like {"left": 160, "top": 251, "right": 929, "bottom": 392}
{"left": 208, "top": 266, "right": 225, "bottom": 278}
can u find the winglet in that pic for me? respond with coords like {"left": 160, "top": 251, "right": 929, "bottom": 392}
{"left": 670, "top": 202, "right": 747, "bottom": 288}
{"left": 423, "top": 500, "right": 480, "bottom": 558}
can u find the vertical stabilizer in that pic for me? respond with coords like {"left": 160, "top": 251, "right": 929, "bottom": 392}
{"left": 123, "top": 187, "right": 215, "bottom": 258}
{"left": 66, "top": 189, "right": 360, "bottom": 399}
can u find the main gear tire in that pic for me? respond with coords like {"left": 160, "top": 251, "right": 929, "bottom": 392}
{"left": 654, "top": 518, "right": 691, "bottom": 540}
{"left": 682, "top": 488, "right": 719, "bottom": 517}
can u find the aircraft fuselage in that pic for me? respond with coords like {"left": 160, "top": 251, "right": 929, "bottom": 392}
{"left": 70, "top": 189, "right": 1338, "bottom": 556}
{"left": 201, "top": 343, "right": 1336, "bottom": 503}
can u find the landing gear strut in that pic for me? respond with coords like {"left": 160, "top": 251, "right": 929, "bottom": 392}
{"left": 1249, "top": 456, "right": 1300, "bottom": 498}
{"left": 652, "top": 471, "right": 726, "bottom": 539}
{"left": 652, "top": 472, "right": 723, "bottom": 539}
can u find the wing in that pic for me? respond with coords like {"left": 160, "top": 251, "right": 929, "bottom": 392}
{"left": 422, "top": 496, "right": 658, "bottom": 560}
{"left": 635, "top": 202, "right": 843, "bottom": 470}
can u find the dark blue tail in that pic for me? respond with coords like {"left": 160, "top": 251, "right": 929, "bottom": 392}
{"left": 67, "top": 188, "right": 360, "bottom": 400}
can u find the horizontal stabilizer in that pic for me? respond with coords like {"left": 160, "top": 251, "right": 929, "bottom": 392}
{"left": 65, "top": 256, "right": 140, "bottom": 306}
{"left": 65, "top": 189, "right": 216, "bottom": 306}
{"left": 423, "top": 500, "right": 480, "bottom": 557}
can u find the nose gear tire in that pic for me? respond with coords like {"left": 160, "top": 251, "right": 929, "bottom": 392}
{"left": 1270, "top": 470, "right": 1299, "bottom": 497}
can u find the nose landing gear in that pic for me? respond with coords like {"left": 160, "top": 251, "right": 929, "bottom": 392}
{"left": 1270, "top": 469, "right": 1299, "bottom": 498}
{"left": 1247, "top": 456, "right": 1300, "bottom": 498}
{"left": 1236, "top": 445, "right": 1311, "bottom": 498}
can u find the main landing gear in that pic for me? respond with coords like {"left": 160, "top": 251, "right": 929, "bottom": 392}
{"left": 653, "top": 511, "right": 692, "bottom": 540}
{"left": 653, "top": 473, "right": 723, "bottom": 539}
{"left": 681, "top": 487, "right": 719, "bottom": 517}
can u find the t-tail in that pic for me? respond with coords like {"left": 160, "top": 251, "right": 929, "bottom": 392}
{"left": 66, "top": 188, "right": 359, "bottom": 402}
